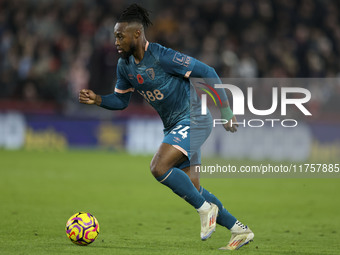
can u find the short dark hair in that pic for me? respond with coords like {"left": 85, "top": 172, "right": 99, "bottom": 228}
{"left": 118, "top": 3, "right": 152, "bottom": 28}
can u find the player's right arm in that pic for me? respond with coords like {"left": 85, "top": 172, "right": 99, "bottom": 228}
{"left": 79, "top": 61, "right": 134, "bottom": 110}
{"left": 79, "top": 88, "right": 131, "bottom": 110}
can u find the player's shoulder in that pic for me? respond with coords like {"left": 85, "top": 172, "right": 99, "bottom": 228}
{"left": 116, "top": 58, "right": 132, "bottom": 78}
{"left": 149, "top": 42, "right": 168, "bottom": 51}
{"left": 117, "top": 57, "right": 133, "bottom": 74}
{"left": 150, "top": 43, "right": 190, "bottom": 61}
{"left": 150, "top": 43, "right": 193, "bottom": 67}
{"left": 117, "top": 57, "right": 128, "bottom": 67}
{"left": 149, "top": 42, "right": 179, "bottom": 59}
{"left": 147, "top": 42, "right": 166, "bottom": 60}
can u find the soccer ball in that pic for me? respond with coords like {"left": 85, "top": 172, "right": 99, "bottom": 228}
{"left": 65, "top": 212, "right": 99, "bottom": 246}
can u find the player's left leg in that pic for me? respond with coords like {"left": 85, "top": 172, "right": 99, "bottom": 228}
{"left": 201, "top": 185, "right": 254, "bottom": 250}
{"left": 183, "top": 165, "right": 254, "bottom": 250}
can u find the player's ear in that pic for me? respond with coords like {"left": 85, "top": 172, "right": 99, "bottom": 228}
{"left": 134, "top": 29, "right": 141, "bottom": 39}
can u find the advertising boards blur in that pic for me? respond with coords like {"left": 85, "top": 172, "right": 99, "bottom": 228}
{"left": 0, "top": 112, "right": 339, "bottom": 161}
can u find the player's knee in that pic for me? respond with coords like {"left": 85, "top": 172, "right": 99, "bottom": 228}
{"left": 150, "top": 160, "right": 163, "bottom": 178}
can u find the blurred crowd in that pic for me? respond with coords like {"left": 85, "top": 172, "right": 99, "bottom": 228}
{"left": 0, "top": 0, "right": 339, "bottom": 113}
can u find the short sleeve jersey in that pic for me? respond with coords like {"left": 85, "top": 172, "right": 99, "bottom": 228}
{"left": 115, "top": 42, "right": 199, "bottom": 132}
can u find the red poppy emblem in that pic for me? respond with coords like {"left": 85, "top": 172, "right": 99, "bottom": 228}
{"left": 137, "top": 74, "right": 144, "bottom": 84}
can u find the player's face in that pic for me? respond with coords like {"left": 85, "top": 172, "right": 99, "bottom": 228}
{"left": 114, "top": 22, "right": 137, "bottom": 59}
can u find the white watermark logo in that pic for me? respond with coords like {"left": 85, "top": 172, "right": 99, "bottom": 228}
{"left": 201, "top": 84, "right": 312, "bottom": 128}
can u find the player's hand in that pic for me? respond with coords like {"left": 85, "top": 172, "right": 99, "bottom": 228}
{"left": 79, "top": 89, "right": 99, "bottom": 105}
{"left": 223, "top": 115, "right": 238, "bottom": 133}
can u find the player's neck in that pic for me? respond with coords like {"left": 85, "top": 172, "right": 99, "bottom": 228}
{"left": 133, "top": 39, "right": 148, "bottom": 64}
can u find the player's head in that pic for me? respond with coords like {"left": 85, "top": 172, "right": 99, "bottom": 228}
{"left": 114, "top": 4, "right": 152, "bottom": 59}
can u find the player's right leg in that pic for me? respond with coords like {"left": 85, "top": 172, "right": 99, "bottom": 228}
{"left": 183, "top": 165, "right": 254, "bottom": 249}
{"left": 150, "top": 143, "right": 218, "bottom": 240}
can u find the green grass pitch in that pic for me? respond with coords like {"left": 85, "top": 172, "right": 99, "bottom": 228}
{"left": 1, "top": 150, "right": 339, "bottom": 255}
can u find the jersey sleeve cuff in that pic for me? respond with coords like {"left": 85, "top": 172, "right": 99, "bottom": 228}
{"left": 114, "top": 87, "right": 135, "bottom": 94}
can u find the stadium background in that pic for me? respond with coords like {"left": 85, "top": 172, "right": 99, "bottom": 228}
{"left": 1, "top": 1, "right": 340, "bottom": 254}
{"left": 0, "top": 0, "right": 339, "bottom": 161}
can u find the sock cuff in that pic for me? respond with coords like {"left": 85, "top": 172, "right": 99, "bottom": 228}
{"left": 156, "top": 168, "right": 174, "bottom": 182}
{"left": 196, "top": 201, "right": 210, "bottom": 212}
{"left": 199, "top": 186, "right": 203, "bottom": 195}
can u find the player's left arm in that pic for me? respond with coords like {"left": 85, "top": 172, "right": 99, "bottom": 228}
{"left": 159, "top": 46, "right": 237, "bottom": 132}
{"left": 189, "top": 60, "right": 238, "bottom": 133}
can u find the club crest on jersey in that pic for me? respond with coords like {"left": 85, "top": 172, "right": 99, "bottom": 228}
{"left": 146, "top": 68, "right": 155, "bottom": 80}
{"left": 137, "top": 74, "right": 144, "bottom": 84}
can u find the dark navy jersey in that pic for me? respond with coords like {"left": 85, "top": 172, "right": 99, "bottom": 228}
{"left": 115, "top": 42, "right": 205, "bottom": 133}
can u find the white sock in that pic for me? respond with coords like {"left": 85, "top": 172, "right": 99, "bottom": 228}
{"left": 197, "top": 201, "right": 211, "bottom": 212}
